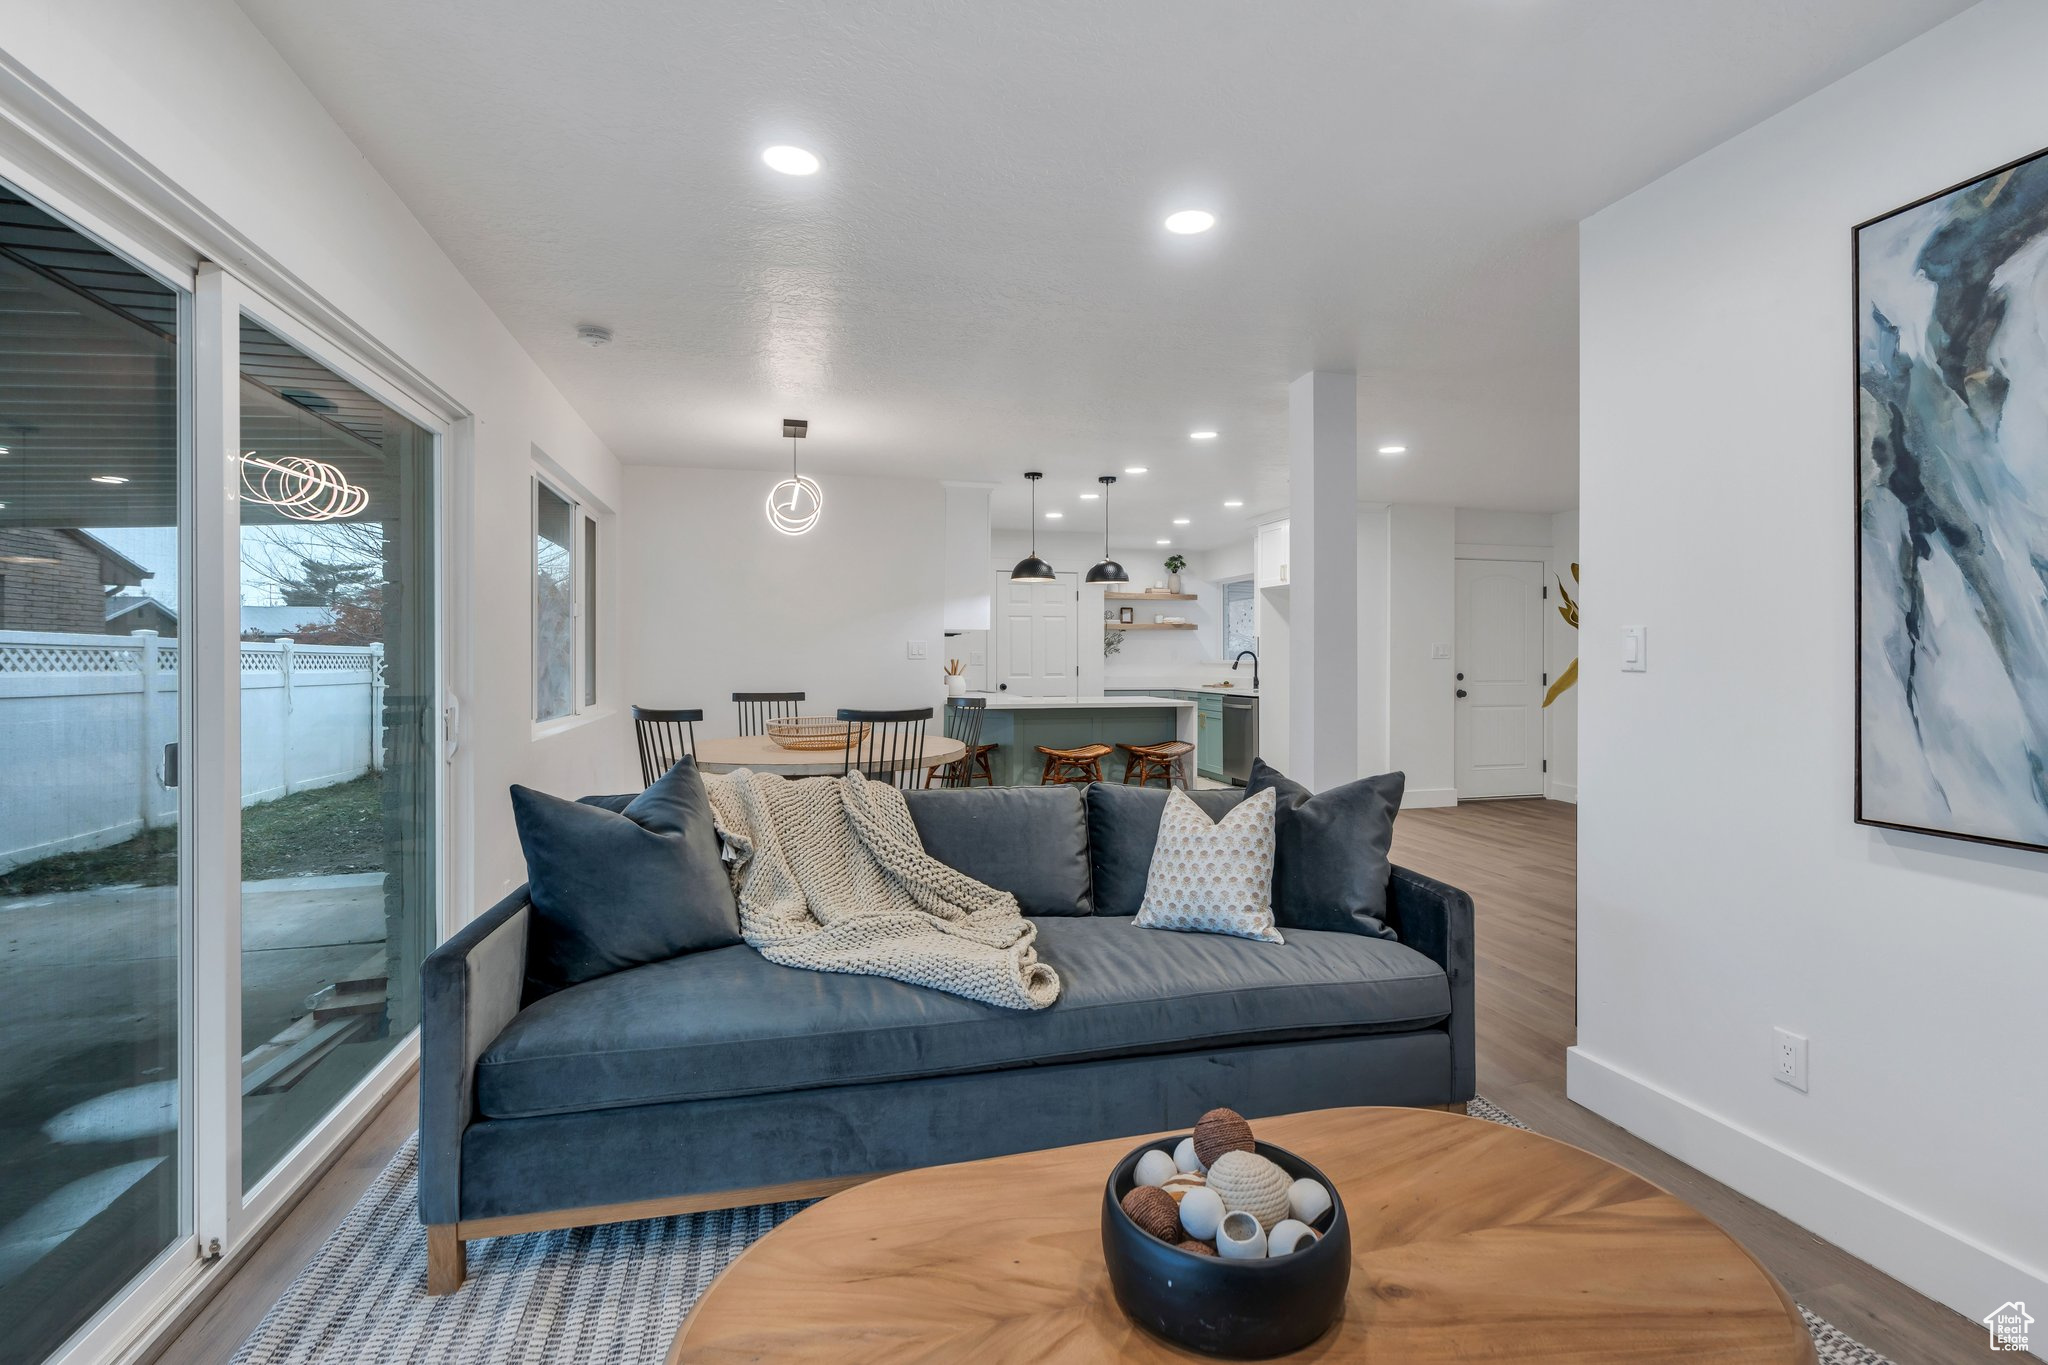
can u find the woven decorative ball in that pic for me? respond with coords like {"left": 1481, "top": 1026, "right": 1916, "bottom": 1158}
{"left": 1175, "top": 1238, "right": 1216, "bottom": 1257}
{"left": 1120, "top": 1185, "right": 1184, "bottom": 1243}
{"left": 1191, "top": 1107, "right": 1256, "bottom": 1168}
{"left": 1205, "top": 1149, "right": 1292, "bottom": 1231}
{"left": 1159, "top": 1171, "right": 1207, "bottom": 1205}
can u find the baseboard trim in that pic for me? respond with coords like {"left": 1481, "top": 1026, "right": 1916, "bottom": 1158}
{"left": 1405, "top": 786, "right": 1458, "bottom": 809}
{"left": 1546, "top": 780, "right": 1577, "bottom": 804}
{"left": 1567, "top": 1047, "right": 2046, "bottom": 1349}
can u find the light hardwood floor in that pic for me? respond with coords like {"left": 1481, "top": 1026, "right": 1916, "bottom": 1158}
{"left": 154, "top": 798, "right": 1978, "bottom": 1364}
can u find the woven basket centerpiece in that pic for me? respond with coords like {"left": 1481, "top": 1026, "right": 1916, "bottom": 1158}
{"left": 765, "top": 716, "right": 870, "bottom": 751}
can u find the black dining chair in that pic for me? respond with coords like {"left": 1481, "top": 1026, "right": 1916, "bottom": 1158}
{"left": 733, "top": 691, "right": 805, "bottom": 737}
{"left": 924, "top": 696, "right": 986, "bottom": 789}
{"left": 837, "top": 707, "right": 932, "bottom": 789}
{"left": 632, "top": 706, "right": 702, "bottom": 787}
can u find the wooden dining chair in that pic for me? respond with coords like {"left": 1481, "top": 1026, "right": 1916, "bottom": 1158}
{"left": 733, "top": 691, "right": 805, "bottom": 737}
{"left": 923, "top": 696, "right": 986, "bottom": 789}
{"left": 632, "top": 706, "right": 702, "bottom": 787}
{"left": 837, "top": 707, "right": 932, "bottom": 790}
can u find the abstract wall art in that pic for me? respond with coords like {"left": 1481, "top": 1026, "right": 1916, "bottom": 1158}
{"left": 1856, "top": 145, "right": 2048, "bottom": 852}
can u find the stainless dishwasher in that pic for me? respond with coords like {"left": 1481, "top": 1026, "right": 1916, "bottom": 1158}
{"left": 1222, "top": 695, "right": 1258, "bottom": 787}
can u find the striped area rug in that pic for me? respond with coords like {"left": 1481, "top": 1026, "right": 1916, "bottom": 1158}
{"left": 232, "top": 1100, "right": 1895, "bottom": 1364}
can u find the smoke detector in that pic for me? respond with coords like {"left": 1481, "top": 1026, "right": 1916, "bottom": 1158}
{"left": 576, "top": 324, "right": 613, "bottom": 348}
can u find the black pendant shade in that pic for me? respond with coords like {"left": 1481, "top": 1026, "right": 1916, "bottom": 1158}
{"left": 1084, "top": 474, "right": 1128, "bottom": 585}
{"left": 1010, "top": 472, "right": 1058, "bottom": 582}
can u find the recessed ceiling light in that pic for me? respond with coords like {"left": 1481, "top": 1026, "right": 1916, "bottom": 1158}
{"left": 1377, "top": 444, "right": 1408, "bottom": 456}
{"left": 1223, "top": 499, "right": 1244, "bottom": 508}
{"left": 0, "top": 445, "right": 10, "bottom": 454}
{"left": 1045, "top": 511, "right": 1063, "bottom": 519}
{"left": 1079, "top": 492, "right": 1100, "bottom": 500}
{"left": 1156, "top": 538, "right": 1172, "bottom": 546}
{"left": 1189, "top": 430, "right": 1217, "bottom": 440}
{"left": 1125, "top": 466, "right": 1148, "bottom": 475}
{"left": 1172, "top": 518, "right": 1190, "bottom": 525}
{"left": 1164, "top": 210, "right": 1215, "bottom": 235}
{"left": 91, "top": 474, "right": 129, "bottom": 484}
{"left": 762, "top": 145, "right": 821, "bottom": 176}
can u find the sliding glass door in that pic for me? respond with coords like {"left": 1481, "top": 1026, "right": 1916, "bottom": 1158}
{"left": 0, "top": 177, "right": 443, "bottom": 1365}
{"left": 235, "top": 319, "right": 436, "bottom": 1191}
{"left": 0, "top": 187, "right": 186, "bottom": 1365}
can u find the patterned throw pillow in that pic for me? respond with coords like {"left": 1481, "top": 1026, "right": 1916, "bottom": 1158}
{"left": 1134, "top": 787, "right": 1283, "bottom": 944}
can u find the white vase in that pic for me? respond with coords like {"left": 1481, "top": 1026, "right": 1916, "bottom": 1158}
{"left": 1168, "top": 572, "right": 1182, "bottom": 593}
{"left": 945, "top": 675, "right": 967, "bottom": 697}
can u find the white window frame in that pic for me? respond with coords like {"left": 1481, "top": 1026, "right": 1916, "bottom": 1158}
{"left": 0, "top": 110, "right": 462, "bottom": 1365}
{"left": 529, "top": 456, "right": 609, "bottom": 733}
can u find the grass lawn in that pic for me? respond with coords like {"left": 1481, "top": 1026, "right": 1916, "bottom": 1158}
{"left": 0, "top": 775, "right": 387, "bottom": 897}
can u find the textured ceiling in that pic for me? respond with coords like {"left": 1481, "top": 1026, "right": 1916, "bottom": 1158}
{"left": 236, "top": 0, "right": 1971, "bottom": 550}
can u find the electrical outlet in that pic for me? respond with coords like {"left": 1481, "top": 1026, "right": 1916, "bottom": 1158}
{"left": 906, "top": 640, "right": 928, "bottom": 660}
{"left": 1773, "top": 1027, "right": 1808, "bottom": 1092}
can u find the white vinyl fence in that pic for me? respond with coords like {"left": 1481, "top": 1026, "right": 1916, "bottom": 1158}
{"left": 0, "top": 629, "right": 384, "bottom": 871}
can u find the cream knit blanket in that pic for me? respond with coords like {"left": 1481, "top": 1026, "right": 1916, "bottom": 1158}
{"left": 702, "top": 769, "right": 1061, "bottom": 1010}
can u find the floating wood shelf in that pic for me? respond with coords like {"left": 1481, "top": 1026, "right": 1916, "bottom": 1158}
{"left": 1104, "top": 591, "right": 1197, "bottom": 601}
{"left": 1105, "top": 622, "right": 1197, "bottom": 631}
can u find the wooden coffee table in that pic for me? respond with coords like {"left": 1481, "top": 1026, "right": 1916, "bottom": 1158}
{"left": 669, "top": 1106, "right": 1814, "bottom": 1363}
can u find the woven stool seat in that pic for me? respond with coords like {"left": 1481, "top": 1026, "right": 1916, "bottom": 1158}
{"left": 1037, "top": 743, "right": 1112, "bottom": 785}
{"left": 1119, "top": 739, "right": 1195, "bottom": 789}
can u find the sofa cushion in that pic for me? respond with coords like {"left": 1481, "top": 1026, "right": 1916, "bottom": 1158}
{"left": 905, "top": 784, "right": 1093, "bottom": 915}
{"left": 1087, "top": 783, "right": 1244, "bottom": 916}
{"left": 1249, "top": 760, "right": 1404, "bottom": 939}
{"left": 473, "top": 915, "right": 1450, "bottom": 1119}
{"left": 510, "top": 756, "right": 741, "bottom": 999}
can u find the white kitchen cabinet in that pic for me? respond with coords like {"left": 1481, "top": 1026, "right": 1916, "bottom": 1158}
{"left": 1255, "top": 519, "right": 1290, "bottom": 589}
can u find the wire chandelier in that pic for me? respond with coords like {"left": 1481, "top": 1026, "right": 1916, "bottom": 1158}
{"left": 239, "top": 451, "right": 369, "bottom": 521}
{"left": 766, "top": 418, "right": 822, "bottom": 535}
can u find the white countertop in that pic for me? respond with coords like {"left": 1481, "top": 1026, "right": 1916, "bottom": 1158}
{"left": 976, "top": 693, "right": 1195, "bottom": 710}
{"left": 1101, "top": 672, "right": 1260, "bottom": 698}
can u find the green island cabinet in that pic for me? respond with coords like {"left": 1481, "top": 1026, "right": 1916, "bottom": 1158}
{"left": 1104, "top": 690, "right": 1227, "bottom": 781}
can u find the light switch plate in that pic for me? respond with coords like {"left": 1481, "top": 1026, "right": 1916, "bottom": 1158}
{"left": 906, "top": 640, "right": 928, "bottom": 660}
{"left": 1621, "top": 625, "right": 1647, "bottom": 672}
{"left": 1430, "top": 642, "right": 1450, "bottom": 660}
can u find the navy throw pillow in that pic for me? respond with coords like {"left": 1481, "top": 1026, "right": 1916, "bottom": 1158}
{"left": 1247, "top": 758, "right": 1403, "bottom": 939}
{"left": 511, "top": 756, "right": 740, "bottom": 998}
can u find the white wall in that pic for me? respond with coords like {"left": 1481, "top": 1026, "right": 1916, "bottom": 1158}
{"left": 1387, "top": 504, "right": 1457, "bottom": 806}
{"left": 1354, "top": 507, "right": 1391, "bottom": 777}
{"left": 0, "top": 0, "right": 627, "bottom": 917}
{"left": 1576, "top": 0, "right": 2048, "bottom": 1332}
{"left": 623, "top": 468, "right": 947, "bottom": 735}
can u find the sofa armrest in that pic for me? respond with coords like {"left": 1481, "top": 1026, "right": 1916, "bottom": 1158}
{"left": 418, "top": 885, "right": 531, "bottom": 1226}
{"left": 1386, "top": 865, "right": 1476, "bottom": 1103}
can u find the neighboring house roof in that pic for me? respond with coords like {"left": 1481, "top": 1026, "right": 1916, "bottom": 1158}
{"left": 61, "top": 529, "right": 151, "bottom": 588}
{"left": 106, "top": 595, "right": 178, "bottom": 625}
{"left": 240, "top": 604, "right": 338, "bottom": 636}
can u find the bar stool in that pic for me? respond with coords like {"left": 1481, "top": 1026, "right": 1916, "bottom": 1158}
{"left": 1119, "top": 740, "right": 1195, "bottom": 789}
{"left": 968, "top": 741, "right": 998, "bottom": 786}
{"left": 1037, "top": 742, "right": 1112, "bottom": 785}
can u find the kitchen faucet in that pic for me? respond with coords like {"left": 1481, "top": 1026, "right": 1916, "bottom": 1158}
{"left": 1232, "top": 649, "right": 1260, "bottom": 691}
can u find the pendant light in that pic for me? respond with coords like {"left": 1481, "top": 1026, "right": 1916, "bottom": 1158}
{"left": 766, "top": 418, "right": 823, "bottom": 535}
{"left": 1084, "top": 475, "right": 1129, "bottom": 585}
{"left": 1009, "top": 472, "right": 1057, "bottom": 582}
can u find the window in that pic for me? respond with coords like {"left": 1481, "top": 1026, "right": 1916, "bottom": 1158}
{"left": 532, "top": 474, "right": 601, "bottom": 722}
{"left": 1222, "top": 578, "right": 1256, "bottom": 660}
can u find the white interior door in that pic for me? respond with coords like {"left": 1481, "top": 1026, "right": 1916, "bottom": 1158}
{"left": 1455, "top": 558, "right": 1546, "bottom": 798}
{"left": 994, "top": 571, "right": 1077, "bottom": 698}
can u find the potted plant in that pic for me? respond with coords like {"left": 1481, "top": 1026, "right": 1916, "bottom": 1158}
{"left": 1164, "top": 554, "right": 1187, "bottom": 594}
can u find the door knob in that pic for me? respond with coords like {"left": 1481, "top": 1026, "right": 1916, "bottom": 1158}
{"left": 1456, "top": 672, "right": 1464, "bottom": 681}
{"left": 1456, "top": 689, "right": 1468, "bottom": 698}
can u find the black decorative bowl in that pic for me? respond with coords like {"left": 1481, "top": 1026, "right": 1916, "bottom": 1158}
{"left": 1100, "top": 1135, "right": 1350, "bottom": 1359}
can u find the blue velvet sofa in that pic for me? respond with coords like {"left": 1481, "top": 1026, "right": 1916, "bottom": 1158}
{"left": 418, "top": 782, "right": 1474, "bottom": 1292}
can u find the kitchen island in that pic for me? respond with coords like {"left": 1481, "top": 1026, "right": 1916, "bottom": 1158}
{"left": 970, "top": 694, "right": 1195, "bottom": 786}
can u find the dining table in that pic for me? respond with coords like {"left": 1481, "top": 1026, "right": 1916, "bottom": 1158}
{"left": 692, "top": 732, "right": 967, "bottom": 778}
